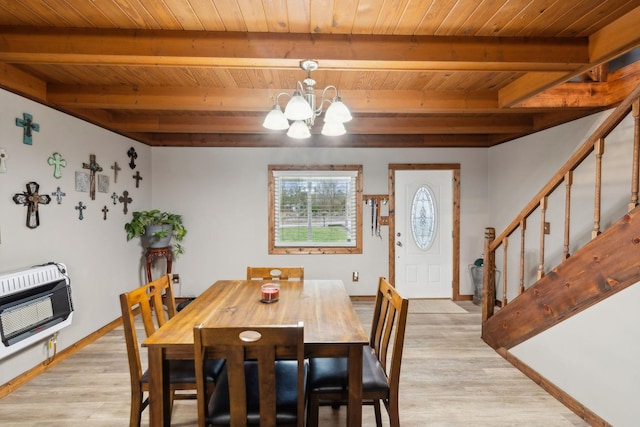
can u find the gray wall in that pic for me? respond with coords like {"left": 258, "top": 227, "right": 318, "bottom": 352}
{"left": 0, "top": 88, "right": 152, "bottom": 384}
{"left": 150, "top": 147, "right": 489, "bottom": 297}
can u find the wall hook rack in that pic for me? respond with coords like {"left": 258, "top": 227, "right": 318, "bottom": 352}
{"left": 364, "top": 194, "right": 389, "bottom": 238}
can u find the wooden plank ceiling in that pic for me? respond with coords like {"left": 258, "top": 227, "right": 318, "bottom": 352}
{"left": 1, "top": 0, "right": 640, "bottom": 148}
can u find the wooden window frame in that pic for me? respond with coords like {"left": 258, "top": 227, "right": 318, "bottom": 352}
{"left": 268, "top": 164, "right": 363, "bottom": 255}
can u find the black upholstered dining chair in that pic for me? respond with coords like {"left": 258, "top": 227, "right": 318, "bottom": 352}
{"left": 193, "top": 322, "right": 307, "bottom": 427}
{"left": 306, "top": 277, "right": 409, "bottom": 427}
{"left": 119, "top": 274, "right": 225, "bottom": 427}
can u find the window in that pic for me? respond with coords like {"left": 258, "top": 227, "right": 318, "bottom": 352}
{"left": 269, "top": 165, "right": 362, "bottom": 254}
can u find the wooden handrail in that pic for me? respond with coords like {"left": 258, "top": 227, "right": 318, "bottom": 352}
{"left": 483, "top": 83, "right": 640, "bottom": 321}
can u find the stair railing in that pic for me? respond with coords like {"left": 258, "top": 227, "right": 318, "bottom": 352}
{"left": 482, "top": 85, "right": 640, "bottom": 323}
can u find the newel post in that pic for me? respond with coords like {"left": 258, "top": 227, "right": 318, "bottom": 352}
{"left": 482, "top": 227, "right": 496, "bottom": 322}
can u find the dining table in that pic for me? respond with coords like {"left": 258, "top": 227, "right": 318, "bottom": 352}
{"left": 142, "top": 279, "right": 368, "bottom": 426}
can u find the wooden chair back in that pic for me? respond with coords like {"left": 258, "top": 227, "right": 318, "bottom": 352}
{"left": 246, "top": 266, "right": 304, "bottom": 281}
{"left": 120, "top": 275, "right": 176, "bottom": 385}
{"left": 194, "top": 322, "right": 305, "bottom": 427}
{"left": 306, "top": 277, "right": 408, "bottom": 427}
{"left": 370, "top": 277, "right": 409, "bottom": 403}
{"left": 119, "top": 274, "right": 179, "bottom": 426}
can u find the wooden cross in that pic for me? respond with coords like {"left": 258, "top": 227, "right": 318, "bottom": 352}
{"left": 15, "top": 113, "right": 39, "bottom": 145}
{"left": 102, "top": 205, "right": 109, "bottom": 220}
{"left": 13, "top": 181, "right": 51, "bottom": 229}
{"left": 0, "top": 148, "right": 7, "bottom": 173}
{"left": 111, "top": 161, "right": 121, "bottom": 183}
{"left": 127, "top": 147, "right": 137, "bottom": 169}
{"left": 47, "top": 152, "right": 67, "bottom": 179}
{"left": 75, "top": 201, "right": 86, "bottom": 220}
{"left": 51, "top": 186, "right": 66, "bottom": 204}
{"left": 111, "top": 192, "right": 119, "bottom": 205}
{"left": 133, "top": 171, "right": 143, "bottom": 188}
{"left": 119, "top": 190, "right": 132, "bottom": 214}
{"left": 82, "top": 154, "right": 103, "bottom": 200}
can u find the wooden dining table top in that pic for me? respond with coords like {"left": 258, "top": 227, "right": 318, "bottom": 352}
{"left": 143, "top": 279, "right": 368, "bottom": 350}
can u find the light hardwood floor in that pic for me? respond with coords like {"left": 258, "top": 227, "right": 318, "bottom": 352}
{"left": 0, "top": 300, "right": 589, "bottom": 426}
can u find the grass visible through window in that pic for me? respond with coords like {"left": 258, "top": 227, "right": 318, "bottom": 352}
{"left": 279, "top": 226, "right": 349, "bottom": 242}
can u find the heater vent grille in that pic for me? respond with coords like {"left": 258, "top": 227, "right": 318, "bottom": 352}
{"left": 1, "top": 295, "right": 54, "bottom": 337}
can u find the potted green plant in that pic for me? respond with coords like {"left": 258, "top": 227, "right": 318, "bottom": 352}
{"left": 124, "top": 209, "right": 187, "bottom": 256}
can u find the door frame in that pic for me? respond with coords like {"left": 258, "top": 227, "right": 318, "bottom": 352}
{"left": 388, "top": 164, "right": 462, "bottom": 300}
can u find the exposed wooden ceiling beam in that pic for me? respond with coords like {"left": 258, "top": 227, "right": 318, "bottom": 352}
{"left": 0, "top": 62, "right": 46, "bottom": 101}
{"left": 47, "top": 85, "right": 503, "bottom": 113}
{"left": 514, "top": 61, "right": 640, "bottom": 108}
{"left": 0, "top": 26, "right": 587, "bottom": 72}
{"left": 145, "top": 133, "right": 493, "bottom": 148}
{"left": 498, "top": 5, "right": 640, "bottom": 107}
{"left": 106, "top": 114, "right": 533, "bottom": 135}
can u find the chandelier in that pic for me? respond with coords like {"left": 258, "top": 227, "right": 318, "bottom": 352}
{"left": 262, "top": 59, "right": 352, "bottom": 139}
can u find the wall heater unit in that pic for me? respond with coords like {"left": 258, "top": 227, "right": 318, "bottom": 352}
{"left": 0, "top": 263, "right": 73, "bottom": 360}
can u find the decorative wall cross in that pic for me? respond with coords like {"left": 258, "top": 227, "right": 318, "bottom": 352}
{"left": 47, "top": 152, "right": 67, "bottom": 178}
{"left": 111, "top": 192, "right": 119, "bottom": 205}
{"left": 0, "top": 148, "right": 7, "bottom": 173}
{"left": 82, "top": 154, "right": 103, "bottom": 200}
{"left": 111, "top": 161, "right": 121, "bottom": 183}
{"left": 13, "top": 181, "right": 51, "bottom": 228}
{"left": 127, "top": 147, "right": 137, "bottom": 169}
{"left": 119, "top": 190, "right": 132, "bottom": 214}
{"left": 16, "top": 113, "right": 39, "bottom": 145}
{"left": 75, "top": 201, "right": 86, "bottom": 220}
{"left": 102, "top": 205, "right": 109, "bottom": 220}
{"left": 133, "top": 171, "right": 143, "bottom": 188}
{"left": 51, "top": 186, "right": 66, "bottom": 204}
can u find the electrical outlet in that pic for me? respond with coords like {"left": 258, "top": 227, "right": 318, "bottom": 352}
{"left": 172, "top": 274, "right": 180, "bottom": 283}
{"left": 352, "top": 271, "right": 359, "bottom": 282}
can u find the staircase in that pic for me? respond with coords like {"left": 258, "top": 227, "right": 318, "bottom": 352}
{"left": 480, "top": 83, "right": 640, "bottom": 426}
{"left": 483, "top": 205, "right": 640, "bottom": 350}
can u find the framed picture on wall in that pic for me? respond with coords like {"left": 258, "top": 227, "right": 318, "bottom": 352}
{"left": 97, "top": 174, "right": 109, "bottom": 193}
{"left": 75, "top": 171, "right": 89, "bottom": 192}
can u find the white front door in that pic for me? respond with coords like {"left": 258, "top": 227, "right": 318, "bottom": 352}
{"left": 394, "top": 169, "right": 453, "bottom": 298}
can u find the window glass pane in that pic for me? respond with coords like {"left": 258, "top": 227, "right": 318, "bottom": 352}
{"left": 411, "top": 185, "right": 437, "bottom": 250}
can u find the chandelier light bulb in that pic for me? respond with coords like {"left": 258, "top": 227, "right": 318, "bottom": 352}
{"left": 321, "top": 121, "right": 346, "bottom": 136}
{"left": 287, "top": 120, "right": 311, "bottom": 139}
{"left": 284, "top": 90, "right": 314, "bottom": 121}
{"left": 262, "top": 105, "right": 290, "bottom": 130}
{"left": 324, "top": 97, "right": 352, "bottom": 123}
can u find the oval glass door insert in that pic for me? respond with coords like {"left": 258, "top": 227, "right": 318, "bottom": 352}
{"left": 411, "top": 186, "right": 437, "bottom": 250}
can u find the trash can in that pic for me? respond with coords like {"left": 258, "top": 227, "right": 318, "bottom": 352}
{"left": 468, "top": 260, "right": 500, "bottom": 306}
{"left": 468, "top": 264, "right": 484, "bottom": 305}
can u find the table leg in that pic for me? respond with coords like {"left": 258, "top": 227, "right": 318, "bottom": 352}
{"left": 347, "top": 344, "right": 363, "bottom": 426}
{"left": 147, "top": 347, "right": 171, "bottom": 426}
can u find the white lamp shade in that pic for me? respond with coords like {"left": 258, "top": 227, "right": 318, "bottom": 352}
{"left": 321, "top": 121, "right": 346, "bottom": 136}
{"left": 324, "top": 98, "right": 352, "bottom": 123}
{"left": 284, "top": 92, "right": 314, "bottom": 121}
{"left": 262, "top": 105, "right": 290, "bottom": 130}
{"left": 287, "top": 120, "right": 311, "bottom": 139}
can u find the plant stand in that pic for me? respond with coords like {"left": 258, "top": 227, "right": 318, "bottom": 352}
{"left": 145, "top": 246, "right": 173, "bottom": 283}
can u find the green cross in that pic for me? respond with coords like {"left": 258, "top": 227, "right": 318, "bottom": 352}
{"left": 47, "top": 152, "right": 67, "bottom": 178}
